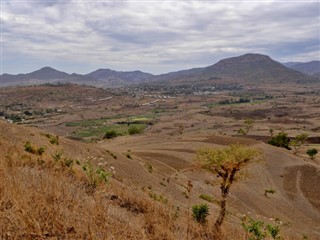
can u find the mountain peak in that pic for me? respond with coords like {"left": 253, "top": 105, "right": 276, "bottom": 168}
{"left": 217, "top": 53, "right": 272, "bottom": 66}
{"left": 38, "top": 66, "right": 60, "bottom": 72}
{"left": 200, "top": 53, "right": 315, "bottom": 84}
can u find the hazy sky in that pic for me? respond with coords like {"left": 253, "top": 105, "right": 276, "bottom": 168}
{"left": 1, "top": 0, "right": 320, "bottom": 74}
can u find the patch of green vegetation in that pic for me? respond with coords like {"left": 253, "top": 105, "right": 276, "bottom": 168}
{"left": 82, "top": 161, "right": 112, "bottom": 189}
{"left": 192, "top": 204, "right": 209, "bottom": 224}
{"left": 65, "top": 114, "right": 152, "bottom": 141}
{"left": 229, "top": 92, "right": 273, "bottom": 100}
{"left": 24, "top": 141, "right": 46, "bottom": 155}
{"left": 71, "top": 123, "right": 147, "bottom": 140}
{"left": 148, "top": 191, "right": 168, "bottom": 204}
{"left": 104, "top": 129, "right": 119, "bottom": 139}
{"left": 131, "top": 117, "right": 149, "bottom": 122}
{"left": 6, "top": 114, "right": 23, "bottom": 123}
{"left": 65, "top": 114, "right": 125, "bottom": 127}
{"left": 218, "top": 98, "right": 250, "bottom": 105}
{"left": 128, "top": 113, "right": 158, "bottom": 122}
{"left": 128, "top": 125, "right": 145, "bottom": 135}
{"left": 51, "top": 150, "right": 63, "bottom": 161}
{"left": 268, "top": 132, "right": 291, "bottom": 150}
{"left": 64, "top": 158, "right": 74, "bottom": 167}
{"left": 241, "top": 217, "right": 281, "bottom": 240}
{"left": 306, "top": 148, "right": 318, "bottom": 159}
{"left": 42, "top": 133, "right": 59, "bottom": 145}
{"left": 199, "top": 194, "right": 215, "bottom": 203}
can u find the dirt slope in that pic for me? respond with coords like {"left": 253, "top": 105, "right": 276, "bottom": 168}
{"left": 102, "top": 130, "right": 320, "bottom": 238}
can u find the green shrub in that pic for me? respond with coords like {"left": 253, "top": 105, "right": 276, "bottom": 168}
{"left": 266, "top": 224, "right": 281, "bottom": 239}
{"left": 192, "top": 204, "right": 209, "bottom": 224}
{"left": 64, "top": 158, "right": 74, "bottom": 167}
{"left": 82, "top": 161, "right": 112, "bottom": 188}
{"left": 24, "top": 141, "right": 45, "bottom": 155}
{"left": 242, "top": 218, "right": 265, "bottom": 240}
{"left": 51, "top": 150, "right": 63, "bottom": 161}
{"left": 306, "top": 148, "right": 318, "bottom": 159}
{"left": 43, "top": 133, "right": 59, "bottom": 145}
{"left": 104, "top": 130, "right": 118, "bottom": 139}
{"left": 242, "top": 217, "right": 281, "bottom": 240}
{"left": 49, "top": 135, "right": 59, "bottom": 145}
{"left": 128, "top": 126, "right": 143, "bottom": 135}
{"left": 37, "top": 146, "right": 45, "bottom": 156}
{"left": 148, "top": 191, "right": 168, "bottom": 204}
{"left": 24, "top": 141, "right": 36, "bottom": 154}
{"left": 268, "top": 132, "right": 291, "bottom": 150}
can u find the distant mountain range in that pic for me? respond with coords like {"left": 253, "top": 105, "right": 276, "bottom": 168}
{"left": 1, "top": 53, "right": 318, "bottom": 88}
{"left": 0, "top": 67, "right": 154, "bottom": 88}
{"left": 283, "top": 61, "right": 320, "bottom": 76}
{"left": 85, "top": 69, "right": 154, "bottom": 87}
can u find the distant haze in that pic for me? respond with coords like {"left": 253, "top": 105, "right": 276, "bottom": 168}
{"left": 1, "top": 1, "right": 320, "bottom": 74}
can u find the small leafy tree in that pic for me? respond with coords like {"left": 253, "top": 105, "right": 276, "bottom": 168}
{"left": 238, "top": 119, "right": 254, "bottom": 135}
{"left": 192, "top": 204, "right": 209, "bottom": 224}
{"left": 268, "top": 132, "right": 291, "bottom": 150}
{"left": 197, "top": 144, "right": 260, "bottom": 232}
{"left": 306, "top": 148, "right": 318, "bottom": 160}
{"left": 290, "top": 133, "right": 308, "bottom": 154}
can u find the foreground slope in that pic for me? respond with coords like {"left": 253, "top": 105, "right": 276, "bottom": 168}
{"left": 1, "top": 120, "right": 319, "bottom": 239}
{"left": 0, "top": 121, "right": 219, "bottom": 239}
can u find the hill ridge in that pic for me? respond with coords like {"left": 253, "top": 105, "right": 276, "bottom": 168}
{"left": 1, "top": 53, "right": 318, "bottom": 87}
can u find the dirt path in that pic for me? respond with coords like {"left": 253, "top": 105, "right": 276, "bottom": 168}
{"left": 283, "top": 165, "right": 320, "bottom": 221}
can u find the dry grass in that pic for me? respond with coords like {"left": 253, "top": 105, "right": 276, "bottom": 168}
{"left": 0, "top": 153, "right": 223, "bottom": 239}
{"left": 0, "top": 130, "right": 227, "bottom": 240}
